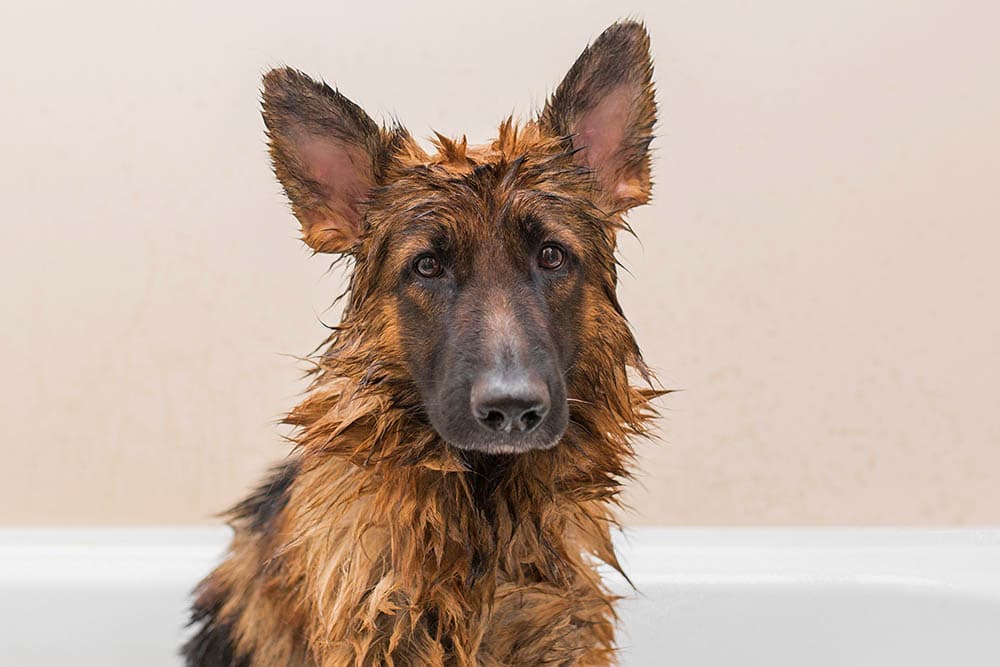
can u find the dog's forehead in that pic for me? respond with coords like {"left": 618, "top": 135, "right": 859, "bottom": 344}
{"left": 375, "top": 165, "right": 588, "bottom": 252}
{"left": 363, "top": 121, "right": 608, "bottom": 266}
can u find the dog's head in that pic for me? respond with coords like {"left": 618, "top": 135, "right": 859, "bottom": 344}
{"left": 263, "top": 22, "right": 655, "bottom": 455}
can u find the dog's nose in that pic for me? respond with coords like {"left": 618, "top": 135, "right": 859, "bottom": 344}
{"left": 470, "top": 374, "right": 550, "bottom": 434}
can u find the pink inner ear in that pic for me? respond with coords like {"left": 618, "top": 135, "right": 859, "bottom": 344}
{"left": 572, "top": 85, "right": 632, "bottom": 189}
{"left": 297, "top": 134, "right": 375, "bottom": 243}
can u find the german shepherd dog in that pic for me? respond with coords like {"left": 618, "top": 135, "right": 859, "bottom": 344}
{"left": 184, "top": 20, "right": 661, "bottom": 666}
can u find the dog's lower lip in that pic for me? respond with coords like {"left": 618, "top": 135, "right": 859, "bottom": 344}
{"left": 446, "top": 436, "right": 560, "bottom": 454}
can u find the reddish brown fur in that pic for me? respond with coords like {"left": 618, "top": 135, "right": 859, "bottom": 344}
{"left": 186, "top": 21, "right": 661, "bottom": 666}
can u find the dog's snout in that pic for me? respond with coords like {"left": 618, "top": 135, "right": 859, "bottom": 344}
{"left": 470, "top": 374, "right": 550, "bottom": 435}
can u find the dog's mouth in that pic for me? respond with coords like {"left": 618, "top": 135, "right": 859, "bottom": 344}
{"left": 444, "top": 428, "right": 565, "bottom": 455}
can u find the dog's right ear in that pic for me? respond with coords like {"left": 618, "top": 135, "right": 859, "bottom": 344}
{"left": 262, "top": 67, "right": 396, "bottom": 254}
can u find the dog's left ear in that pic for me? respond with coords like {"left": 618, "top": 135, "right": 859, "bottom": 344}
{"left": 540, "top": 21, "right": 656, "bottom": 213}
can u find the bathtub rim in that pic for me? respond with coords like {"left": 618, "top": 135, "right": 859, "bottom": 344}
{"left": 1, "top": 526, "right": 999, "bottom": 596}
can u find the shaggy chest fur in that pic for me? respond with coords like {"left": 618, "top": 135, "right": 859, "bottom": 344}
{"left": 187, "top": 362, "right": 656, "bottom": 666}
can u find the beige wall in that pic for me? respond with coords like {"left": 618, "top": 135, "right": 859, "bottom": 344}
{"left": 2, "top": 0, "right": 998, "bottom": 526}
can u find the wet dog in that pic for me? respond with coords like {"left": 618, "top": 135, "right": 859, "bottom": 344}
{"left": 185, "top": 20, "right": 661, "bottom": 666}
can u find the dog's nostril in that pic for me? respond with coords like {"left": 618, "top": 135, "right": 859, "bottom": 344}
{"left": 518, "top": 408, "right": 543, "bottom": 432}
{"left": 482, "top": 409, "right": 508, "bottom": 432}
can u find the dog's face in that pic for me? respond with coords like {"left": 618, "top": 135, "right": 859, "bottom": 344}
{"left": 263, "top": 22, "right": 655, "bottom": 454}
{"left": 368, "top": 147, "right": 606, "bottom": 454}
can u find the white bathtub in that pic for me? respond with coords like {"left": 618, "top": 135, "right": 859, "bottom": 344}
{"left": 1, "top": 528, "right": 998, "bottom": 666}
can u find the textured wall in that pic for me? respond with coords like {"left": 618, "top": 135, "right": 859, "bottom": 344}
{"left": 2, "top": 0, "right": 998, "bottom": 525}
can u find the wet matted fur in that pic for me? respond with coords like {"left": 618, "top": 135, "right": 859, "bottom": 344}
{"left": 185, "top": 20, "right": 663, "bottom": 667}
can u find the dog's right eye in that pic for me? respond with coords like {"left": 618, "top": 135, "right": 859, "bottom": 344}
{"left": 538, "top": 243, "right": 567, "bottom": 271}
{"left": 413, "top": 254, "right": 443, "bottom": 278}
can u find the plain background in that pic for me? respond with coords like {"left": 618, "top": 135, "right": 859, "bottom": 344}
{"left": 2, "top": 0, "right": 998, "bottom": 525}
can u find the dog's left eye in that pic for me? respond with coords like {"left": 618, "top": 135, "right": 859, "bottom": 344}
{"left": 538, "top": 244, "right": 566, "bottom": 271}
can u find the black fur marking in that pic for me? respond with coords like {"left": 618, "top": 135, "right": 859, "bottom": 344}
{"left": 461, "top": 451, "right": 516, "bottom": 588}
{"left": 228, "top": 458, "right": 300, "bottom": 533}
{"left": 182, "top": 588, "right": 251, "bottom": 667}
{"left": 182, "top": 619, "right": 249, "bottom": 667}
{"left": 180, "top": 462, "right": 300, "bottom": 663}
